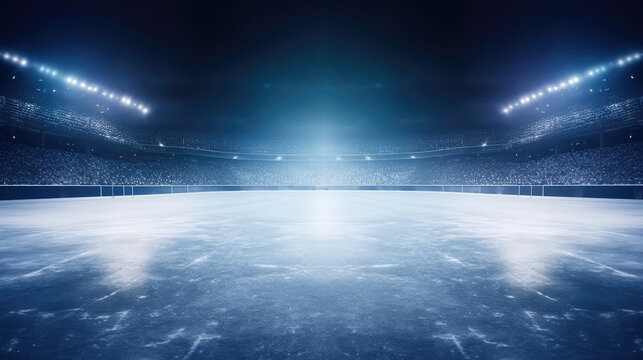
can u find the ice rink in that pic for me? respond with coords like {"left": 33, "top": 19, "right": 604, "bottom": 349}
{"left": 0, "top": 191, "right": 642, "bottom": 359}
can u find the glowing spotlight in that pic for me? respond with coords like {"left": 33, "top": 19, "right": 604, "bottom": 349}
{"left": 411, "top": 155, "right": 416, "bottom": 159}
{"left": 109, "top": 93, "right": 114, "bottom": 98}
{"left": 538, "top": 91, "right": 543, "bottom": 96}
{"left": 233, "top": 155, "right": 239, "bottom": 160}
{"left": 102, "top": 91, "right": 107, "bottom": 96}
{"left": 560, "top": 82, "right": 566, "bottom": 88}
{"left": 276, "top": 156, "right": 282, "bottom": 161}
{"left": 626, "top": 56, "right": 632, "bottom": 62}
{"left": 80, "top": 82, "right": 86, "bottom": 88}
{"left": 159, "top": 143, "right": 164, "bottom": 147}
{"left": 2, "top": 53, "right": 9, "bottom": 60}
{"left": 142, "top": 108, "right": 148, "bottom": 114}
{"left": 573, "top": 76, "right": 579, "bottom": 83}
{"left": 72, "top": 79, "right": 77, "bottom": 85}
{"left": 51, "top": 70, "right": 57, "bottom": 76}
{"left": 547, "top": 87, "right": 552, "bottom": 92}
{"left": 19, "top": 59, "right": 27, "bottom": 66}
{"left": 502, "top": 108, "right": 509, "bottom": 113}
{"left": 618, "top": 59, "right": 624, "bottom": 66}
{"left": 365, "top": 156, "right": 372, "bottom": 160}
{"left": 12, "top": 56, "right": 19, "bottom": 62}
{"left": 482, "top": 142, "right": 487, "bottom": 147}
{"left": 553, "top": 86, "right": 558, "bottom": 91}
{"left": 39, "top": 66, "right": 45, "bottom": 71}
{"left": 588, "top": 70, "right": 594, "bottom": 76}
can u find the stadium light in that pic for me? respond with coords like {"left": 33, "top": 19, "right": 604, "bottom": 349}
{"left": 410, "top": 155, "right": 416, "bottom": 159}
{"left": 233, "top": 155, "right": 239, "bottom": 160}
{"left": 276, "top": 156, "right": 282, "bottom": 160}
{"left": 0, "top": 50, "right": 151, "bottom": 115}
{"left": 502, "top": 51, "right": 642, "bottom": 114}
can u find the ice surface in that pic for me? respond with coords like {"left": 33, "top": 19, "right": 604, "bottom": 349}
{"left": 0, "top": 191, "right": 642, "bottom": 359}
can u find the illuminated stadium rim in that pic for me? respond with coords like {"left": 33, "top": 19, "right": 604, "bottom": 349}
{"left": 1, "top": 50, "right": 149, "bottom": 115}
{"left": 140, "top": 142, "right": 509, "bottom": 161}
{"left": 502, "top": 52, "right": 641, "bottom": 114}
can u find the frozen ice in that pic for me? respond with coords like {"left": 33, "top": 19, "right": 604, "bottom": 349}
{"left": 0, "top": 191, "right": 642, "bottom": 359}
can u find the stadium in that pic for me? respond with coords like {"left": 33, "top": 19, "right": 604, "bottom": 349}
{"left": 0, "top": 1, "right": 642, "bottom": 359}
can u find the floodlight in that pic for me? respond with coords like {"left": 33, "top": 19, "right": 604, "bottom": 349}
{"left": 618, "top": 59, "right": 624, "bottom": 66}
{"left": 2, "top": 53, "right": 9, "bottom": 60}
{"left": 20, "top": 59, "right": 27, "bottom": 66}
{"left": 411, "top": 155, "right": 416, "bottom": 159}
{"left": 276, "top": 156, "right": 282, "bottom": 160}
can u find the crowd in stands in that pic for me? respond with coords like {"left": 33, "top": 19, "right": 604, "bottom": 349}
{"left": 1, "top": 140, "right": 640, "bottom": 185}
{"left": 1, "top": 85, "right": 641, "bottom": 155}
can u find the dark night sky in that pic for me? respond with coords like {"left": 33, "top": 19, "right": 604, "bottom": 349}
{"left": 0, "top": 0, "right": 641, "bottom": 136}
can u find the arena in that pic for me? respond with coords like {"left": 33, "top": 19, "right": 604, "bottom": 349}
{"left": 0, "top": 1, "right": 642, "bottom": 359}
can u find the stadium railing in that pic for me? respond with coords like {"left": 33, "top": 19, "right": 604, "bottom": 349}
{"left": 1, "top": 184, "right": 641, "bottom": 201}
